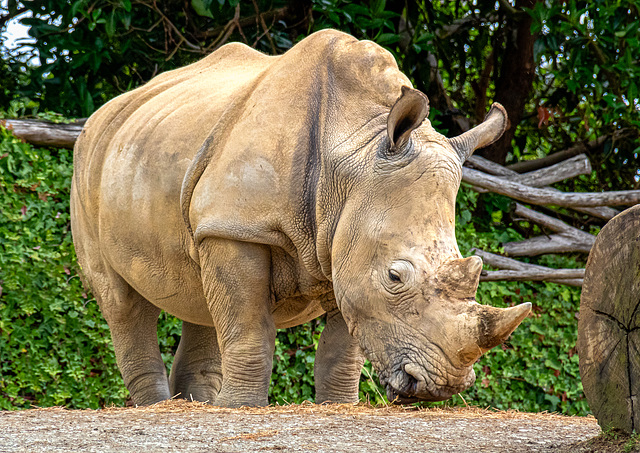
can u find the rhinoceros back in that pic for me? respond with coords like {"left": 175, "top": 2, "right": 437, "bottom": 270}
{"left": 73, "top": 43, "right": 272, "bottom": 222}
{"left": 71, "top": 43, "right": 273, "bottom": 323}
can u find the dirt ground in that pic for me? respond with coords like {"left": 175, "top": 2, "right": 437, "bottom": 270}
{"left": 0, "top": 400, "right": 612, "bottom": 452}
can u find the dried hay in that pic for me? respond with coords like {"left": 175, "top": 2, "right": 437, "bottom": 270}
{"left": 27, "top": 399, "right": 595, "bottom": 426}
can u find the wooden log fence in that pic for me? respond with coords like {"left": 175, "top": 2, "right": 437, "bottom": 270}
{"left": 462, "top": 167, "right": 640, "bottom": 208}
{"left": 472, "top": 248, "right": 584, "bottom": 287}
{"left": 2, "top": 118, "right": 638, "bottom": 286}
{"left": 465, "top": 155, "right": 619, "bottom": 220}
{"left": 464, "top": 148, "right": 637, "bottom": 286}
{"left": 1, "top": 119, "right": 84, "bottom": 149}
{"left": 503, "top": 203, "right": 596, "bottom": 256}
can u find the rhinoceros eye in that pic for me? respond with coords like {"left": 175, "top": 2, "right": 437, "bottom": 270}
{"left": 388, "top": 269, "right": 402, "bottom": 283}
{"left": 384, "top": 260, "right": 415, "bottom": 293}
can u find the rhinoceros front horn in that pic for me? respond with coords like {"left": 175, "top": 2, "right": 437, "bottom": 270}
{"left": 448, "top": 103, "right": 508, "bottom": 163}
{"left": 458, "top": 302, "right": 532, "bottom": 366}
{"left": 477, "top": 303, "right": 532, "bottom": 351}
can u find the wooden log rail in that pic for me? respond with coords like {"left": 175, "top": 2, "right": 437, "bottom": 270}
{"left": 465, "top": 155, "right": 619, "bottom": 220}
{"left": 0, "top": 119, "right": 83, "bottom": 149}
{"left": 503, "top": 203, "right": 596, "bottom": 256}
{"left": 472, "top": 248, "right": 584, "bottom": 287}
{"left": 480, "top": 268, "right": 585, "bottom": 282}
{"left": 467, "top": 154, "right": 592, "bottom": 188}
{"left": 462, "top": 167, "right": 640, "bottom": 208}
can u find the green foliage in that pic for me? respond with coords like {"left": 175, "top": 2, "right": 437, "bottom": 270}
{"left": 594, "top": 427, "right": 640, "bottom": 453}
{"left": 1, "top": 98, "right": 72, "bottom": 123}
{"left": 270, "top": 322, "right": 321, "bottom": 405}
{"left": 4, "top": 1, "right": 638, "bottom": 180}
{"left": 521, "top": 0, "right": 640, "bottom": 190}
{"left": 313, "top": 0, "right": 399, "bottom": 43}
{"left": 359, "top": 361, "right": 387, "bottom": 405}
{"left": 2, "top": 0, "right": 296, "bottom": 117}
{"left": 0, "top": 128, "right": 124, "bottom": 408}
{"left": 0, "top": 129, "right": 185, "bottom": 409}
{"left": 0, "top": 130, "right": 590, "bottom": 414}
{"left": 0, "top": 128, "right": 388, "bottom": 408}
{"left": 625, "top": 432, "right": 640, "bottom": 453}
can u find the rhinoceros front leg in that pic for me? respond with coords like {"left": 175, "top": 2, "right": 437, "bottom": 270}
{"left": 198, "top": 238, "right": 276, "bottom": 407}
{"left": 169, "top": 321, "right": 222, "bottom": 403}
{"left": 314, "top": 308, "right": 365, "bottom": 403}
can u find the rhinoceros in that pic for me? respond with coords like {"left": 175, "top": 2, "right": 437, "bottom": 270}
{"left": 71, "top": 29, "right": 530, "bottom": 407}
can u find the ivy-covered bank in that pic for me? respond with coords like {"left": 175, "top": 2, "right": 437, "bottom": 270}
{"left": 0, "top": 129, "right": 587, "bottom": 414}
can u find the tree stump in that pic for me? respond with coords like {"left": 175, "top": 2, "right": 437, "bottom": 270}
{"left": 578, "top": 204, "right": 640, "bottom": 433}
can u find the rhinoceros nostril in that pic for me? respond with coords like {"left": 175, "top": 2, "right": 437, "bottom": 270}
{"left": 406, "top": 373, "right": 418, "bottom": 395}
{"left": 403, "top": 363, "right": 424, "bottom": 386}
{"left": 401, "top": 364, "right": 422, "bottom": 395}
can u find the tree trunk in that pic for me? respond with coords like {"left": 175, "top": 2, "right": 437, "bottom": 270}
{"left": 478, "top": 0, "right": 540, "bottom": 164}
{"left": 578, "top": 205, "right": 640, "bottom": 434}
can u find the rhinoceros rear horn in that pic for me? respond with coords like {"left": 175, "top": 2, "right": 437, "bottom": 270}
{"left": 448, "top": 103, "right": 508, "bottom": 163}
{"left": 387, "top": 86, "right": 429, "bottom": 153}
{"left": 439, "top": 256, "right": 483, "bottom": 299}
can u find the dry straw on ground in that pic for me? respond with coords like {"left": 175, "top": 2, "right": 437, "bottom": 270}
{"left": 1, "top": 400, "right": 606, "bottom": 452}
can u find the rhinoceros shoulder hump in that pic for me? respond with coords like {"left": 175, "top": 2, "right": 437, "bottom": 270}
{"left": 328, "top": 36, "right": 410, "bottom": 108}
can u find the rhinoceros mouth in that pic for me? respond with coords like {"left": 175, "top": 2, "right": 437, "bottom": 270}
{"left": 381, "top": 368, "right": 420, "bottom": 404}
{"left": 386, "top": 388, "right": 420, "bottom": 404}
{"left": 379, "top": 359, "right": 474, "bottom": 404}
{"left": 383, "top": 380, "right": 456, "bottom": 404}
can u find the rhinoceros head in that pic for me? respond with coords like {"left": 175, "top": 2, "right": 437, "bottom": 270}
{"left": 325, "top": 86, "right": 531, "bottom": 403}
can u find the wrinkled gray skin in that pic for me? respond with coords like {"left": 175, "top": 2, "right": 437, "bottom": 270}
{"left": 71, "top": 29, "right": 530, "bottom": 407}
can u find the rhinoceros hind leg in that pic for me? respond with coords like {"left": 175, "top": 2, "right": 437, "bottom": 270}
{"left": 198, "top": 238, "right": 276, "bottom": 408}
{"left": 314, "top": 309, "right": 365, "bottom": 404}
{"left": 96, "top": 280, "right": 170, "bottom": 406}
{"left": 169, "top": 321, "right": 222, "bottom": 403}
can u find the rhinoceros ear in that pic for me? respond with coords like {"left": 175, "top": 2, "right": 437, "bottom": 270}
{"left": 448, "top": 103, "right": 508, "bottom": 163}
{"left": 387, "top": 86, "right": 429, "bottom": 154}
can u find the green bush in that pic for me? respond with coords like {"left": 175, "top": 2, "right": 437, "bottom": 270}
{"left": 0, "top": 128, "right": 124, "bottom": 408}
{"left": 270, "top": 322, "right": 321, "bottom": 405}
{"left": 0, "top": 129, "right": 588, "bottom": 415}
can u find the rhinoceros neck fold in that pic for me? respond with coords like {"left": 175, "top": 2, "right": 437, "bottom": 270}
{"left": 180, "top": 70, "right": 271, "bottom": 246}
{"left": 182, "top": 31, "right": 412, "bottom": 285}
